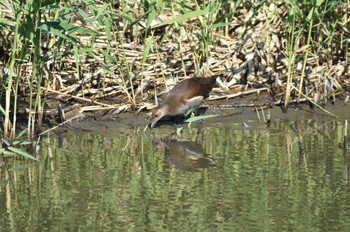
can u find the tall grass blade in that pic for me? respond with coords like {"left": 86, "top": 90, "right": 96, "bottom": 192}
{"left": 15, "top": 128, "right": 28, "bottom": 140}
{"left": 184, "top": 114, "right": 220, "bottom": 123}
{"left": 8, "top": 146, "right": 38, "bottom": 161}
{"left": 152, "top": 6, "right": 210, "bottom": 28}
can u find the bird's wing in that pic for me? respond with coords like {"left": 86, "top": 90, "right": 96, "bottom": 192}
{"left": 184, "top": 96, "right": 204, "bottom": 108}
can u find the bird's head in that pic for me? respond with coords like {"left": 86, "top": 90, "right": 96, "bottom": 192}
{"left": 150, "top": 105, "right": 168, "bottom": 128}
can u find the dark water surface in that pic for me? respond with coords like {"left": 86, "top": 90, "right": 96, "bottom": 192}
{"left": 1, "top": 118, "right": 350, "bottom": 231}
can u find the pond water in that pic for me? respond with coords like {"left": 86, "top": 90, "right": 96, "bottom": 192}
{"left": 1, "top": 116, "right": 350, "bottom": 231}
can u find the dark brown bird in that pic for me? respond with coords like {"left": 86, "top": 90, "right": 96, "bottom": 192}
{"left": 150, "top": 75, "right": 218, "bottom": 127}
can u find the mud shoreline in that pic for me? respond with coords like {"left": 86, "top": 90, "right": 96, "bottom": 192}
{"left": 37, "top": 90, "right": 350, "bottom": 136}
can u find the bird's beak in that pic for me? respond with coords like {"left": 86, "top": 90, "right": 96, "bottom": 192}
{"left": 150, "top": 117, "right": 158, "bottom": 128}
{"left": 150, "top": 113, "right": 163, "bottom": 128}
{"left": 144, "top": 118, "right": 156, "bottom": 132}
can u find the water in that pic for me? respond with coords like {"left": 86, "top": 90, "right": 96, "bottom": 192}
{"left": 1, "top": 119, "right": 350, "bottom": 231}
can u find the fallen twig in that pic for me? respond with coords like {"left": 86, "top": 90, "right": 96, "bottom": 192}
{"left": 208, "top": 87, "right": 269, "bottom": 100}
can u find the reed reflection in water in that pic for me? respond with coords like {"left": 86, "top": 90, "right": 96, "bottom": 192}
{"left": 1, "top": 119, "right": 350, "bottom": 231}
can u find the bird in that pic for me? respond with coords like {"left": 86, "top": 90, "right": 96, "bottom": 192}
{"left": 150, "top": 75, "right": 219, "bottom": 127}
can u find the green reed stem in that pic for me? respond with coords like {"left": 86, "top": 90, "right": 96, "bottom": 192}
{"left": 4, "top": 5, "right": 21, "bottom": 139}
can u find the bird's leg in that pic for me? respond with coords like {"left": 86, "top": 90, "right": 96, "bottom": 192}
{"left": 183, "top": 108, "right": 197, "bottom": 128}
{"left": 190, "top": 111, "right": 196, "bottom": 119}
{"left": 184, "top": 107, "right": 196, "bottom": 117}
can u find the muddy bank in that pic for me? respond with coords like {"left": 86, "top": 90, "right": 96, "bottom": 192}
{"left": 46, "top": 90, "right": 350, "bottom": 136}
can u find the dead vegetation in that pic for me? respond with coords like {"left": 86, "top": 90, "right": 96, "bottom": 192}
{"left": 0, "top": 0, "right": 349, "bottom": 138}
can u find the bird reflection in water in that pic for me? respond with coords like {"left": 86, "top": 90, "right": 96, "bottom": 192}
{"left": 153, "top": 139, "right": 216, "bottom": 172}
